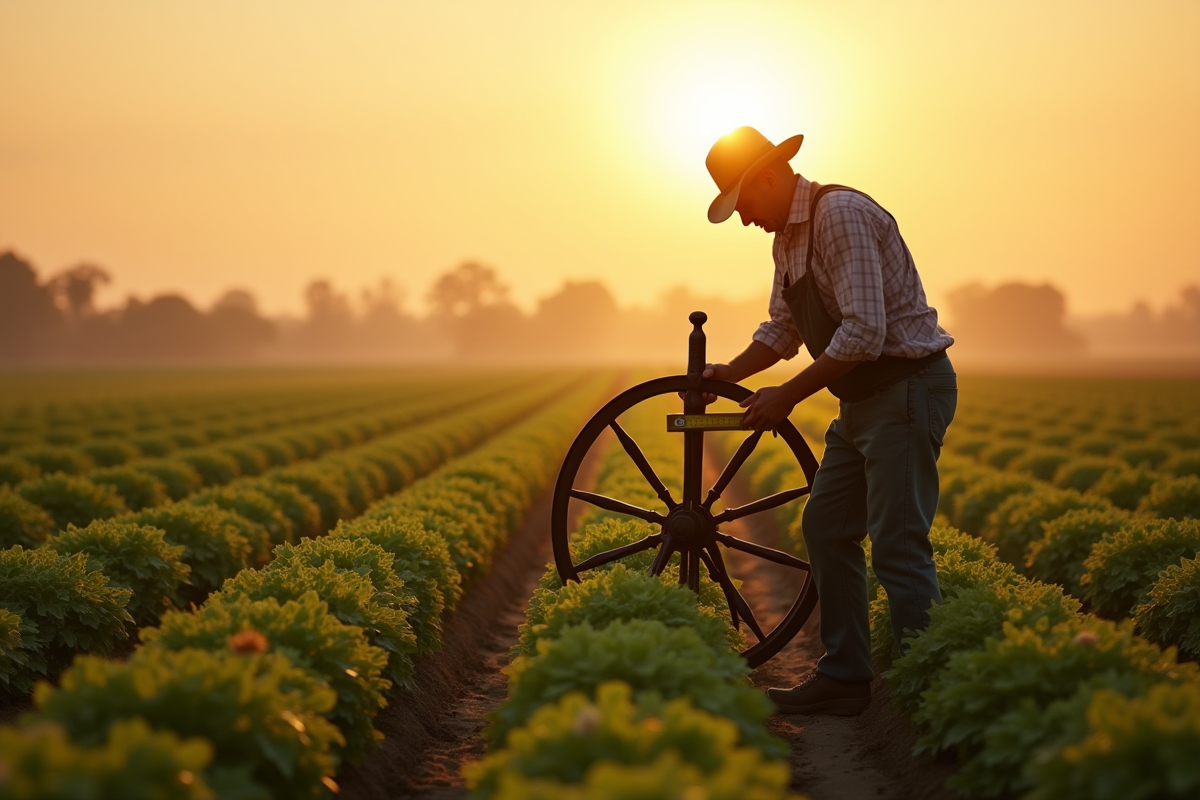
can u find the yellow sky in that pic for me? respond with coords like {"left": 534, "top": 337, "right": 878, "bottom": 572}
{"left": 1, "top": 0, "right": 1197, "bottom": 318}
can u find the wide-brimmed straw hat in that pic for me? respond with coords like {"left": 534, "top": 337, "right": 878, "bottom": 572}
{"left": 705, "top": 127, "right": 803, "bottom": 223}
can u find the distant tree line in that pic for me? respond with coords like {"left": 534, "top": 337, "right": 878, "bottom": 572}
{"left": 3, "top": 247, "right": 1197, "bottom": 366}
{"left": 946, "top": 281, "right": 1200, "bottom": 361}
{"left": 0, "top": 251, "right": 275, "bottom": 364}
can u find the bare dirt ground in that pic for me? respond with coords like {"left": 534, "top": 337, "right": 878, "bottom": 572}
{"left": 718, "top": 456, "right": 960, "bottom": 800}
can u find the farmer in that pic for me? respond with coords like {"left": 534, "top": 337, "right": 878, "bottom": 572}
{"left": 702, "top": 126, "right": 957, "bottom": 716}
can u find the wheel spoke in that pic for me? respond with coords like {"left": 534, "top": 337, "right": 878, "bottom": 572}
{"left": 574, "top": 533, "right": 663, "bottom": 572}
{"left": 678, "top": 546, "right": 690, "bottom": 586}
{"left": 705, "top": 544, "right": 765, "bottom": 640}
{"left": 703, "top": 430, "right": 763, "bottom": 510}
{"left": 569, "top": 490, "right": 667, "bottom": 524}
{"left": 687, "top": 548, "right": 701, "bottom": 593}
{"left": 698, "top": 549, "right": 739, "bottom": 629}
{"left": 610, "top": 420, "right": 677, "bottom": 510}
{"left": 711, "top": 486, "right": 811, "bottom": 524}
{"left": 714, "top": 532, "right": 812, "bottom": 571}
{"left": 648, "top": 542, "right": 674, "bottom": 576}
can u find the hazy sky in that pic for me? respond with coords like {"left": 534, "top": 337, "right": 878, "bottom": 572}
{"left": 2, "top": 1, "right": 1197, "bottom": 318}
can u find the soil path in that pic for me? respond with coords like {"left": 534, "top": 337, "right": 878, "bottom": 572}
{"left": 342, "top": 432, "right": 960, "bottom": 800}
{"left": 339, "top": 432, "right": 608, "bottom": 800}
{"left": 716, "top": 452, "right": 959, "bottom": 800}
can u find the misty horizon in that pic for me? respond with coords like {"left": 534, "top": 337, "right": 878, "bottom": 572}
{"left": 3, "top": 249, "right": 1198, "bottom": 370}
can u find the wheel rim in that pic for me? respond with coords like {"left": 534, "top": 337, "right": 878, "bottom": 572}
{"left": 551, "top": 375, "right": 821, "bottom": 668}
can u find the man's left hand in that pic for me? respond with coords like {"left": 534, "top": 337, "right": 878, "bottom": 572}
{"left": 739, "top": 385, "right": 796, "bottom": 431}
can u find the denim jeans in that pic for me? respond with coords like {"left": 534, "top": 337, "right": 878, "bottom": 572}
{"left": 801, "top": 357, "right": 958, "bottom": 682}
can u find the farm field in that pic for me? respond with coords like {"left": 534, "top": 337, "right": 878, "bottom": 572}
{"left": 1, "top": 368, "right": 1198, "bottom": 799}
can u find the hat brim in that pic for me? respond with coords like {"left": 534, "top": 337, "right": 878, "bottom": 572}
{"left": 707, "top": 134, "right": 804, "bottom": 224}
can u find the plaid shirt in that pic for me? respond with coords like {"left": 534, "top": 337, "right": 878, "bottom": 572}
{"left": 753, "top": 175, "right": 953, "bottom": 362}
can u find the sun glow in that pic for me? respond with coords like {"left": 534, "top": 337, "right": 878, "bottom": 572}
{"left": 600, "top": 18, "right": 833, "bottom": 189}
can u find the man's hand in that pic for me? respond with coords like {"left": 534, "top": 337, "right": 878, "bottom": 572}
{"left": 739, "top": 385, "right": 797, "bottom": 431}
{"left": 679, "top": 363, "right": 734, "bottom": 405}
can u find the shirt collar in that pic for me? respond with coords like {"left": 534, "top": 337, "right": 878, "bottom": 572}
{"left": 786, "top": 173, "right": 816, "bottom": 227}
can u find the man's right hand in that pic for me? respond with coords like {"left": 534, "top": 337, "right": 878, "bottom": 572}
{"left": 679, "top": 363, "right": 735, "bottom": 405}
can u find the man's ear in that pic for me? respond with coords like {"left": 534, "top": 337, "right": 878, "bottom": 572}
{"left": 755, "top": 167, "right": 778, "bottom": 190}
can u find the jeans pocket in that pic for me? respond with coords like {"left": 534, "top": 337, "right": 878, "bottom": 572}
{"left": 928, "top": 386, "right": 958, "bottom": 448}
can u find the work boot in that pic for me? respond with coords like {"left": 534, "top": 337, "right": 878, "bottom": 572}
{"left": 767, "top": 670, "right": 871, "bottom": 716}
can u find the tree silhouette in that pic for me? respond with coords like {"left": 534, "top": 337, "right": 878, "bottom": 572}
{"left": 50, "top": 263, "right": 111, "bottom": 318}
{"left": 427, "top": 262, "right": 510, "bottom": 319}
{"left": 0, "top": 250, "right": 63, "bottom": 362}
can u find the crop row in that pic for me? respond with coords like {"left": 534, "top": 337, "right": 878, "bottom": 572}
{"left": 938, "top": 454, "right": 1200, "bottom": 653}
{"left": 865, "top": 525, "right": 1199, "bottom": 799}
{"left": 0, "top": 374, "right": 498, "bottom": 453}
{"left": 726, "top": 383, "right": 1200, "bottom": 799}
{"left": 468, "top": 394, "right": 806, "bottom": 799}
{"left": 0, "top": 373, "right": 550, "bottom": 552}
{"left": 0, "top": 376, "right": 581, "bottom": 696}
{"left": 0, "top": 373, "right": 533, "bottom": 498}
{"left": 0, "top": 376, "right": 613, "bottom": 798}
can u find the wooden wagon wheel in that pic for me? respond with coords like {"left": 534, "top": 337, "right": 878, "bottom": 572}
{"left": 551, "top": 312, "right": 820, "bottom": 668}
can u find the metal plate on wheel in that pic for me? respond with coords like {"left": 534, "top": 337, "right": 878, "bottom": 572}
{"left": 666, "top": 413, "right": 745, "bottom": 432}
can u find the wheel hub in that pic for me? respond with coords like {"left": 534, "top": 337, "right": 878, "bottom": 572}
{"left": 664, "top": 507, "right": 714, "bottom": 548}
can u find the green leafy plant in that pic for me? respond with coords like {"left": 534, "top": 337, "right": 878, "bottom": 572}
{"left": 466, "top": 681, "right": 794, "bottom": 800}
{"left": 177, "top": 451, "right": 241, "bottom": 487}
{"left": 1090, "top": 465, "right": 1157, "bottom": 511}
{"left": 490, "top": 620, "right": 780, "bottom": 758}
{"left": 517, "top": 564, "right": 742, "bottom": 659}
{"left": 35, "top": 648, "right": 340, "bottom": 800}
{"left": 0, "top": 487, "right": 56, "bottom": 548}
{"left": 217, "top": 536, "right": 418, "bottom": 687}
{"left": 476, "top": 750, "right": 798, "bottom": 800}
{"left": 1054, "top": 456, "right": 1125, "bottom": 493}
{"left": 0, "top": 718, "right": 220, "bottom": 800}
{"left": 1026, "top": 682, "right": 1200, "bottom": 800}
{"left": 915, "top": 618, "right": 1196, "bottom": 798}
{"left": 216, "top": 443, "right": 269, "bottom": 476}
{"left": 988, "top": 488, "right": 1113, "bottom": 566}
{"left": 46, "top": 519, "right": 191, "bottom": 626}
{"left": 80, "top": 439, "right": 140, "bottom": 467}
{"left": 246, "top": 479, "right": 323, "bottom": 539}
{"left": 141, "top": 592, "right": 389, "bottom": 762}
{"left": 0, "top": 608, "right": 33, "bottom": 692}
{"left": 131, "top": 434, "right": 175, "bottom": 458}
{"left": 332, "top": 513, "right": 460, "bottom": 652}
{"left": 125, "top": 503, "right": 253, "bottom": 602}
{"left": 885, "top": 580, "right": 1080, "bottom": 716}
{"left": 243, "top": 436, "right": 297, "bottom": 468}
{"left": 1132, "top": 555, "right": 1200, "bottom": 658}
{"left": 1081, "top": 517, "right": 1200, "bottom": 617}
{"left": 1011, "top": 447, "right": 1072, "bottom": 481}
{"left": 869, "top": 525, "right": 1019, "bottom": 669}
{"left": 1138, "top": 475, "right": 1200, "bottom": 519}
{"left": 952, "top": 473, "right": 1034, "bottom": 537}
{"left": 130, "top": 459, "right": 203, "bottom": 501}
{"left": 1164, "top": 451, "right": 1200, "bottom": 479}
{"left": 17, "top": 472, "right": 128, "bottom": 529}
{"left": 189, "top": 485, "right": 293, "bottom": 547}
{"left": 1026, "top": 508, "right": 1133, "bottom": 596}
{"left": 0, "top": 455, "right": 36, "bottom": 487}
{"left": 90, "top": 465, "right": 170, "bottom": 511}
{"left": 392, "top": 489, "right": 496, "bottom": 581}
{"left": 268, "top": 467, "right": 352, "bottom": 531}
{"left": 1073, "top": 436, "right": 1120, "bottom": 457}
{"left": 1114, "top": 442, "right": 1173, "bottom": 470}
{"left": 0, "top": 546, "right": 131, "bottom": 691}
{"left": 536, "top": 519, "right": 729, "bottom": 615}
{"left": 14, "top": 445, "right": 93, "bottom": 475}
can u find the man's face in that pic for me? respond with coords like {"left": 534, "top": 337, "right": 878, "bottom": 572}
{"left": 735, "top": 170, "right": 783, "bottom": 233}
